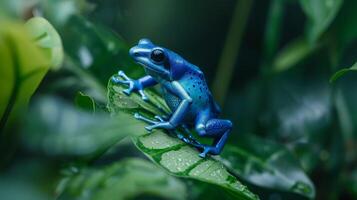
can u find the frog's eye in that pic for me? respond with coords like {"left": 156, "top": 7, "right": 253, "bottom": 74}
{"left": 150, "top": 49, "right": 165, "bottom": 63}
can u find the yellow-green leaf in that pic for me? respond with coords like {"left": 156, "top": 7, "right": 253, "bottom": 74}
{"left": 25, "top": 17, "right": 64, "bottom": 70}
{"left": 0, "top": 19, "right": 51, "bottom": 134}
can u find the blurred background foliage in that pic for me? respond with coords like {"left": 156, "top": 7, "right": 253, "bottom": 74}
{"left": 0, "top": 0, "right": 356, "bottom": 199}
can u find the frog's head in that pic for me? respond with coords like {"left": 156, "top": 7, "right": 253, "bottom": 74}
{"left": 129, "top": 39, "right": 187, "bottom": 81}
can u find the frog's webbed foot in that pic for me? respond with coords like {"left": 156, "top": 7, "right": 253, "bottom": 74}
{"left": 111, "top": 70, "right": 148, "bottom": 101}
{"left": 199, "top": 145, "right": 220, "bottom": 158}
{"left": 134, "top": 113, "right": 157, "bottom": 125}
{"left": 134, "top": 113, "right": 171, "bottom": 131}
{"left": 134, "top": 113, "right": 203, "bottom": 148}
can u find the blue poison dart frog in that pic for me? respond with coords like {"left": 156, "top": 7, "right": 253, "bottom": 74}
{"left": 112, "top": 39, "right": 232, "bottom": 158}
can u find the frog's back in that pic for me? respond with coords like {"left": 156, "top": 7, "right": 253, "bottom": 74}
{"left": 162, "top": 55, "right": 220, "bottom": 121}
{"left": 178, "top": 65, "right": 220, "bottom": 118}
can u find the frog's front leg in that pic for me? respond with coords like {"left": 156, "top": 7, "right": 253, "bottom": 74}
{"left": 145, "top": 81, "right": 192, "bottom": 131}
{"left": 111, "top": 70, "right": 157, "bottom": 101}
{"left": 134, "top": 112, "right": 203, "bottom": 148}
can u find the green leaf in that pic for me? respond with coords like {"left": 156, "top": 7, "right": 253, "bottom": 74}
{"left": 327, "top": 0, "right": 357, "bottom": 48}
{"left": 221, "top": 135, "right": 316, "bottom": 199}
{"left": 107, "top": 78, "right": 259, "bottom": 200}
{"left": 41, "top": 0, "right": 93, "bottom": 26}
{"left": 75, "top": 91, "right": 96, "bottom": 113}
{"left": 22, "top": 96, "right": 146, "bottom": 158}
{"left": 107, "top": 76, "right": 171, "bottom": 116}
{"left": 0, "top": 19, "right": 51, "bottom": 134}
{"left": 61, "top": 15, "right": 143, "bottom": 85}
{"left": 272, "top": 38, "right": 318, "bottom": 73}
{"left": 330, "top": 62, "right": 357, "bottom": 83}
{"left": 57, "top": 158, "right": 187, "bottom": 200}
{"left": 48, "top": 15, "right": 143, "bottom": 103}
{"left": 299, "top": 0, "right": 343, "bottom": 42}
{"left": 25, "top": 17, "right": 64, "bottom": 70}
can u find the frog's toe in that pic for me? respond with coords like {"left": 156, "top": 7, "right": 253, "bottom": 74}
{"left": 133, "top": 112, "right": 141, "bottom": 119}
{"left": 134, "top": 112, "right": 158, "bottom": 125}
{"left": 138, "top": 90, "right": 149, "bottom": 101}
{"left": 111, "top": 76, "right": 125, "bottom": 84}
{"left": 154, "top": 115, "right": 165, "bottom": 122}
{"left": 141, "top": 95, "right": 149, "bottom": 101}
{"left": 199, "top": 146, "right": 214, "bottom": 158}
{"left": 199, "top": 152, "right": 207, "bottom": 158}
{"left": 145, "top": 126, "right": 154, "bottom": 132}
{"left": 123, "top": 88, "right": 133, "bottom": 95}
{"left": 118, "top": 70, "right": 131, "bottom": 81}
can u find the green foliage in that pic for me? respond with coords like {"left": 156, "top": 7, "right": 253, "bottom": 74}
{"left": 330, "top": 62, "right": 357, "bottom": 82}
{"left": 75, "top": 91, "right": 96, "bottom": 113}
{"left": 299, "top": 0, "right": 343, "bottom": 42}
{"left": 60, "top": 15, "right": 142, "bottom": 85}
{"left": 57, "top": 158, "right": 187, "bottom": 200}
{"left": 107, "top": 77, "right": 259, "bottom": 200}
{"left": 0, "top": 0, "right": 356, "bottom": 199}
{"left": 22, "top": 96, "right": 144, "bottom": 158}
{"left": 0, "top": 19, "right": 51, "bottom": 134}
{"left": 25, "top": 17, "right": 64, "bottom": 70}
{"left": 273, "top": 38, "right": 318, "bottom": 73}
{"left": 221, "top": 135, "right": 315, "bottom": 199}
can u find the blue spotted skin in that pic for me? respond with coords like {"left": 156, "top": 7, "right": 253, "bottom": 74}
{"left": 112, "top": 39, "right": 232, "bottom": 158}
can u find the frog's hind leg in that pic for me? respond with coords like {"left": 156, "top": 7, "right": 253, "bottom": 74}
{"left": 195, "top": 112, "right": 232, "bottom": 158}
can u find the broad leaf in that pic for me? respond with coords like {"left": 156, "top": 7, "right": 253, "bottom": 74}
{"left": 330, "top": 62, "right": 357, "bottom": 83}
{"left": 22, "top": 96, "right": 145, "bottom": 158}
{"left": 0, "top": 19, "right": 51, "bottom": 134}
{"left": 57, "top": 158, "right": 187, "bottom": 200}
{"left": 107, "top": 76, "right": 259, "bottom": 200}
{"left": 221, "top": 135, "right": 315, "bottom": 199}
{"left": 299, "top": 0, "right": 343, "bottom": 42}
{"left": 44, "top": 15, "right": 143, "bottom": 103}
{"left": 61, "top": 15, "right": 143, "bottom": 85}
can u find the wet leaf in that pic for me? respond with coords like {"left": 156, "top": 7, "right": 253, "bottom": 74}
{"left": 221, "top": 135, "right": 316, "bottom": 199}
{"left": 107, "top": 75, "right": 171, "bottom": 116}
{"left": 57, "top": 158, "right": 187, "bottom": 200}
{"left": 107, "top": 77, "right": 259, "bottom": 200}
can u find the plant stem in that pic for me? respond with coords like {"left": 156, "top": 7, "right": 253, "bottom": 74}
{"left": 212, "top": 0, "right": 253, "bottom": 106}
